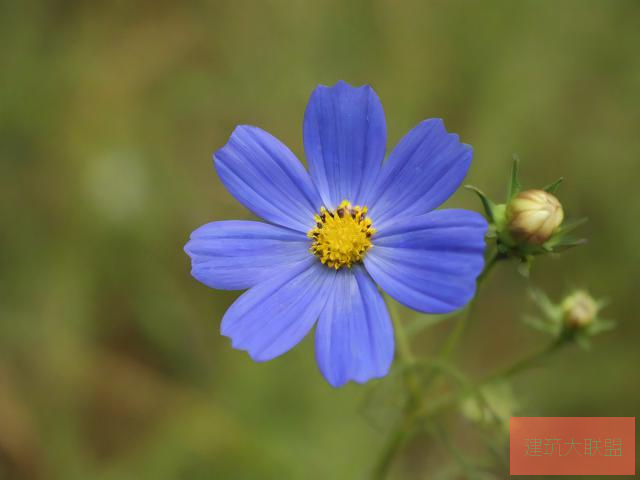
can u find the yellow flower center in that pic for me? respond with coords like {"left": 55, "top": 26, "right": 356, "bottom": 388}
{"left": 307, "top": 200, "right": 376, "bottom": 270}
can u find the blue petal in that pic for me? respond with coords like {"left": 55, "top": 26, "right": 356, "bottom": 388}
{"left": 315, "top": 265, "right": 394, "bottom": 388}
{"left": 221, "top": 258, "right": 336, "bottom": 362}
{"left": 368, "top": 119, "right": 472, "bottom": 228}
{"left": 364, "top": 210, "right": 487, "bottom": 313}
{"left": 303, "top": 81, "right": 387, "bottom": 208}
{"left": 215, "top": 126, "right": 322, "bottom": 232}
{"left": 184, "top": 220, "right": 311, "bottom": 291}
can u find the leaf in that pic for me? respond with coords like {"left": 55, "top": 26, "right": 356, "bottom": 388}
{"left": 551, "top": 217, "right": 589, "bottom": 238}
{"left": 465, "top": 185, "right": 496, "bottom": 222}
{"left": 523, "top": 315, "right": 555, "bottom": 335}
{"left": 587, "top": 319, "right": 616, "bottom": 335}
{"left": 508, "top": 155, "right": 522, "bottom": 199}
{"left": 543, "top": 177, "right": 564, "bottom": 194}
{"left": 529, "top": 287, "right": 560, "bottom": 320}
{"left": 549, "top": 237, "right": 588, "bottom": 252}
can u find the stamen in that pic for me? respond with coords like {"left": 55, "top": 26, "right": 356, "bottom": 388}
{"left": 307, "top": 200, "right": 376, "bottom": 270}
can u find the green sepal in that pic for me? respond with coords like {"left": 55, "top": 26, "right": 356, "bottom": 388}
{"left": 524, "top": 315, "right": 559, "bottom": 335}
{"left": 507, "top": 155, "right": 522, "bottom": 200}
{"left": 543, "top": 177, "right": 564, "bottom": 194}
{"left": 586, "top": 319, "right": 616, "bottom": 335}
{"left": 465, "top": 185, "right": 496, "bottom": 222}
{"left": 544, "top": 218, "right": 588, "bottom": 252}
{"left": 550, "top": 217, "right": 588, "bottom": 239}
{"left": 547, "top": 237, "right": 588, "bottom": 252}
{"left": 529, "top": 288, "right": 560, "bottom": 321}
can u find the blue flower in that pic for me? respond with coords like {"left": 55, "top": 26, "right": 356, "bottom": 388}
{"left": 185, "top": 81, "right": 487, "bottom": 387}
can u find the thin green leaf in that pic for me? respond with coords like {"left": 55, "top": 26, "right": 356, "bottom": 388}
{"left": 529, "top": 288, "right": 559, "bottom": 320}
{"left": 465, "top": 185, "right": 496, "bottom": 222}
{"left": 587, "top": 319, "right": 616, "bottom": 335}
{"left": 523, "top": 315, "right": 555, "bottom": 334}
{"left": 508, "top": 155, "right": 522, "bottom": 199}
{"left": 543, "top": 177, "right": 564, "bottom": 194}
{"left": 553, "top": 217, "right": 588, "bottom": 237}
{"left": 549, "top": 237, "right": 588, "bottom": 252}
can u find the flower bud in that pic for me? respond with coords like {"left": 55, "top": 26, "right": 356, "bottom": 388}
{"left": 562, "top": 290, "right": 597, "bottom": 329}
{"left": 506, "top": 189, "right": 564, "bottom": 245}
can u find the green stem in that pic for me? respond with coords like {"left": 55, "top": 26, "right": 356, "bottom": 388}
{"left": 418, "top": 249, "right": 502, "bottom": 397}
{"left": 387, "top": 296, "right": 422, "bottom": 405}
{"left": 373, "top": 298, "right": 421, "bottom": 480}
{"left": 373, "top": 250, "right": 503, "bottom": 479}
{"left": 481, "top": 338, "right": 564, "bottom": 384}
{"left": 414, "top": 340, "right": 565, "bottom": 424}
{"left": 372, "top": 414, "right": 413, "bottom": 480}
{"left": 438, "top": 250, "right": 501, "bottom": 361}
{"left": 391, "top": 302, "right": 415, "bottom": 365}
{"left": 432, "top": 420, "right": 476, "bottom": 476}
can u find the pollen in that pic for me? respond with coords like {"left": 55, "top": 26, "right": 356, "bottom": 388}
{"left": 307, "top": 200, "right": 376, "bottom": 270}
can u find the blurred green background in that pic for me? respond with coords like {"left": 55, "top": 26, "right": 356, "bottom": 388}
{"left": 1, "top": 0, "right": 639, "bottom": 479}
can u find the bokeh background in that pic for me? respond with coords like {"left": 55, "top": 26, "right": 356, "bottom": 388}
{"left": 1, "top": 0, "right": 639, "bottom": 479}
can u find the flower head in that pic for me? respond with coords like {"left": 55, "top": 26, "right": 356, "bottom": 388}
{"left": 561, "top": 290, "right": 598, "bottom": 329}
{"left": 185, "top": 81, "right": 487, "bottom": 387}
{"left": 506, "top": 189, "right": 564, "bottom": 245}
{"left": 308, "top": 201, "right": 375, "bottom": 269}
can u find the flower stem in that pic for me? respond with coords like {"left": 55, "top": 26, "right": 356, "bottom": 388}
{"left": 414, "top": 339, "right": 566, "bottom": 424}
{"left": 438, "top": 249, "right": 501, "bottom": 361}
{"left": 372, "top": 250, "right": 502, "bottom": 479}
{"left": 372, "top": 338, "right": 562, "bottom": 480}
{"left": 390, "top": 299, "right": 415, "bottom": 365}
{"left": 373, "top": 297, "right": 421, "bottom": 480}
{"left": 418, "top": 249, "right": 502, "bottom": 395}
{"left": 372, "top": 415, "right": 413, "bottom": 480}
{"left": 481, "top": 337, "right": 565, "bottom": 384}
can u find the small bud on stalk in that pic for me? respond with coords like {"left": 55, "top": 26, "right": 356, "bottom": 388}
{"left": 527, "top": 288, "right": 615, "bottom": 348}
{"left": 561, "top": 290, "right": 597, "bottom": 329}
{"left": 466, "top": 157, "right": 586, "bottom": 275}
{"left": 506, "top": 189, "right": 564, "bottom": 246}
